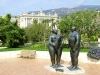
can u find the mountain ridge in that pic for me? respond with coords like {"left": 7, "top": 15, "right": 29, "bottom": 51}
{"left": 28, "top": 5, "right": 100, "bottom": 17}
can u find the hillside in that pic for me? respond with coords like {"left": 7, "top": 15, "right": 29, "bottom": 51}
{"left": 28, "top": 5, "right": 100, "bottom": 17}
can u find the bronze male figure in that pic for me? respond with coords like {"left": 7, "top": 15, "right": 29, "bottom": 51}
{"left": 68, "top": 27, "right": 80, "bottom": 70}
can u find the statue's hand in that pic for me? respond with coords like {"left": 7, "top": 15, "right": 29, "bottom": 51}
{"left": 52, "top": 43, "right": 56, "bottom": 46}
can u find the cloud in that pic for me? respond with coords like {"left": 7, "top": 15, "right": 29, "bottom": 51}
{"left": 9, "top": 0, "right": 36, "bottom": 8}
{"left": 48, "top": 0, "right": 86, "bottom": 8}
{"left": 84, "top": 0, "right": 100, "bottom": 5}
{"left": 69, "top": 0, "right": 86, "bottom": 8}
{"left": 0, "top": 0, "right": 8, "bottom": 7}
{"left": 0, "top": 0, "right": 87, "bottom": 15}
{"left": 0, "top": 0, "right": 86, "bottom": 8}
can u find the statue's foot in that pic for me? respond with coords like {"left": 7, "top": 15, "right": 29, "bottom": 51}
{"left": 50, "top": 64, "right": 55, "bottom": 68}
{"left": 72, "top": 66, "right": 80, "bottom": 70}
{"left": 68, "top": 66, "right": 80, "bottom": 71}
{"left": 56, "top": 64, "right": 64, "bottom": 68}
{"left": 55, "top": 64, "right": 64, "bottom": 72}
{"left": 67, "top": 65, "right": 73, "bottom": 70}
{"left": 50, "top": 64, "right": 58, "bottom": 68}
{"left": 50, "top": 64, "right": 63, "bottom": 69}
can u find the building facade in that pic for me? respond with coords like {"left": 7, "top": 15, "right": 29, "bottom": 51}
{"left": 13, "top": 11, "right": 59, "bottom": 28}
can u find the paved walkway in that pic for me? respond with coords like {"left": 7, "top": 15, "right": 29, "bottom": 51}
{"left": 0, "top": 51, "right": 100, "bottom": 64}
{"left": 0, "top": 51, "right": 100, "bottom": 75}
{"left": 0, "top": 58, "right": 100, "bottom": 75}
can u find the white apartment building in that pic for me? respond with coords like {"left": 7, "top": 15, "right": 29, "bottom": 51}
{"left": 12, "top": 11, "right": 59, "bottom": 28}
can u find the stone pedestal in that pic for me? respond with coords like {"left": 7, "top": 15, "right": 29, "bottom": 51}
{"left": 45, "top": 65, "right": 85, "bottom": 74}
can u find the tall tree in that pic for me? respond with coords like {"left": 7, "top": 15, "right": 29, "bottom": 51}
{"left": 0, "top": 14, "right": 25, "bottom": 47}
{"left": 25, "top": 20, "right": 50, "bottom": 43}
{"left": 59, "top": 10, "right": 99, "bottom": 42}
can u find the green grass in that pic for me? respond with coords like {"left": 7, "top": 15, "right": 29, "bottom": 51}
{"left": 61, "top": 48, "right": 89, "bottom": 52}
{"left": 0, "top": 43, "right": 89, "bottom": 52}
{"left": 81, "top": 48, "right": 89, "bottom": 52}
{"left": 0, "top": 47, "right": 89, "bottom": 52}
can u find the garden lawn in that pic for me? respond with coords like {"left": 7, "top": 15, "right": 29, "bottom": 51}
{"left": 0, "top": 47, "right": 89, "bottom": 52}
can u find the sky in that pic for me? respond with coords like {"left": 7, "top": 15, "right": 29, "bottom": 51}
{"left": 0, "top": 0, "right": 100, "bottom": 16}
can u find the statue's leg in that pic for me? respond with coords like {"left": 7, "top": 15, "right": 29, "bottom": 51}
{"left": 70, "top": 49, "right": 74, "bottom": 67}
{"left": 68, "top": 48, "right": 75, "bottom": 70}
{"left": 56, "top": 47, "right": 63, "bottom": 66}
{"left": 73, "top": 49, "right": 80, "bottom": 68}
{"left": 49, "top": 46, "right": 55, "bottom": 66}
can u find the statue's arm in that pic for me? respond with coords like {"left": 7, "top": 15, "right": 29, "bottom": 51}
{"left": 58, "top": 35, "right": 63, "bottom": 47}
{"left": 74, "top": 33, "right": 80, "bottom": 49}
{"left": 49, "top": 36, "right": 55, "bottom": 46}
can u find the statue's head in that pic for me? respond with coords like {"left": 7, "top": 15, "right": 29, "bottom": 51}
{"left": 71, "top": 26, "right": 76, "bottom": 32}
{"left": 52, "top": 29, "right": 58, "bottom": 34}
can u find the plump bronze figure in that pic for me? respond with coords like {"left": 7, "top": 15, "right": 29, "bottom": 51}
{"left": 48, "top": 29, "right": 63, "bottom": 68}
{"left": 68, "top": 27, "right": 80, "bottom": 70}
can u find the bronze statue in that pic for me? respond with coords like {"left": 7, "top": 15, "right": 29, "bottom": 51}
{"left": 68, "top": 27, "right": 80, "bottom": 70}
{"left": 48, "top": 29, "right": 63, "bottom": 68}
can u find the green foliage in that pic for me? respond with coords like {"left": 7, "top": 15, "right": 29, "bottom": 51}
{"left": 0, "top": 14, "right": 25, "bottom": 48}
{"left": 0, "top": 47, "right": 89, "bottom": 52}
{"left": 25, "top": 19, "right": 50, "bottom": 43}
{"left": 59, "top": 10, "right": 100, "bottom": 42}
{"left": 6, "top": 27, "right": 25, "bottom": 48}
{"left": 30, "top": 42, "right": 47, "bottom": 50}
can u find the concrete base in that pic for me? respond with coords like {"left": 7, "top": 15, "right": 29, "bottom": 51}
{"left": 45, "top": 65, "right": 85, "bottom": 74}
